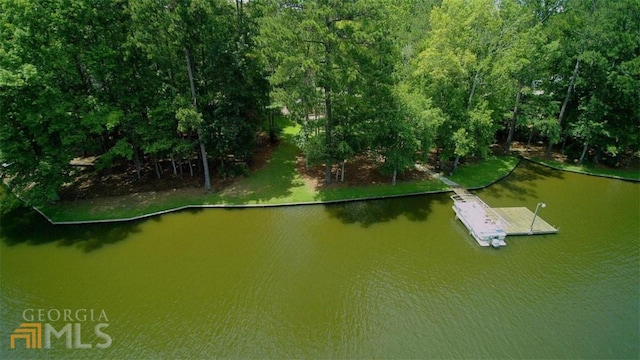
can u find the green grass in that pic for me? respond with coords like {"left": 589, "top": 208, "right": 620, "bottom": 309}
{"left": 530, "top": 157, "right": 640, "bottom": 181}
{"left": 206, "top": 140, "right": 314, "bottom": 205}
{"left": 448, "top": 156, "right": 521, "bottom": 188}
{"left": 316, "top": 180, "right": 448, "bottom": 202}
{"left": 39, "top": 119, "right": 522, "bottom": 223}
{"left": 13, "top": 114, "right": 640, "bottom": 223}
{"left": 40, "top": 142, "right": 314, "bottom": 222}
{"left": 41, "top": 190, "right": 199, "bottom": 222}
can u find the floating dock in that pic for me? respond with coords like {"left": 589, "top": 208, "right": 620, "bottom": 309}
{"left": 493, "top": 207, "right": 558, "bottom": 235}
{"left": 451, "top": 192, "right": 558, "bottom": 248}
{"left": 425, "top": 169, "right": 558, "bottom": 247}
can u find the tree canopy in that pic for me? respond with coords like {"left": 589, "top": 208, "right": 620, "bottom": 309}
{"left": 1, "top": 0, "right": 638, "bottom": 210}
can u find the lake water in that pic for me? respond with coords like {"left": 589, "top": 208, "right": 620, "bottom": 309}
{"left": 1, "top": 162, "right": 638, "bottom": 359}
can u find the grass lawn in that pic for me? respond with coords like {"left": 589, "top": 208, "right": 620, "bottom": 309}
{"left": 35, "top": 118, "right": 539, "bottom": 223}
{"left": 207, "top": 138, "right": 313, "bottom": 205}
{"left": 40, "top": 148, "right": 635, "bottom": 223}
{"left": 529, "top": 157, "right": 640, "bottom": 181}
{"left": 38, "top": 119, "right": 453, "bottom": 222}
{"left": 40, "top": 127, "right": 313, "bottom": 222}
{"left": 315, "top": 180, "right": 448, "bottom": 202}
{"left": 448, "top": 156, "right": 521, "bottom": 188}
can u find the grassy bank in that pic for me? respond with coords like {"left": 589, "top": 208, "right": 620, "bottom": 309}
{"left": 39, "top": 134, "right": 451, "bottom": 223}
{"left": 448, "top": 156, "right": 521, "bottom": 188}
{"left": 39, "top": 119, "right": 455, "bottom": 222}
{"left": 40, "top": 148, "right": 638, "bottom": 223}
{"left": 529, "top": 157, "right": 640, "bottom": 181}
{"left": 38, "top": 119, "right": 615, "bottom": 223}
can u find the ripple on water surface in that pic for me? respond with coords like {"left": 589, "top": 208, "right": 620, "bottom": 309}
{"left": 1, "top": 164, "right": 638, "bottom": 359}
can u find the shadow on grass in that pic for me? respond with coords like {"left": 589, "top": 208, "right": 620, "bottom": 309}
{"left": 313, "top": 180, "right": 448, "bottom": 203}
{"left": 323, "top": 193, "right": 450, "bottom": 227}
{"left": 215, "top": 137, "right": 305, "bottom": 204}
{"left": 481, "top": 160, "right": 564, "bottom": 201}
{"left": 449, "top": 156, "right": 520, "bottom": 188}
{"left": 531, "top": 156, "right": 640, "bottom": 181}
{"left": 0, "top": 206, "right": 143, "bottom": 252}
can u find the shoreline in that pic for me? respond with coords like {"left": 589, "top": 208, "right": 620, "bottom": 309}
{"left": 27, "top": 157, "right": 640, "bottom": 225}
{"left": 523, "top": 157, "right": 640, "bottom": 183}
{"left": 34, "top": 189, "right": 450, "bottom": 225}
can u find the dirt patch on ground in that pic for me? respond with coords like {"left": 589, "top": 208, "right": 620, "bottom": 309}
{"left": 58, "top": 136, "right": 635, "bottom": 205}
{"left": 59, "top": 133, "right": 278, "bottom": 202}
{"left": 295, "top": 152, "right": 432, "bottom": 190}
{"left": 60, "top": 134, "right": 434, "bottom": 203}
{"left": 503, "top": 141, "right": 567, "bottom": 162}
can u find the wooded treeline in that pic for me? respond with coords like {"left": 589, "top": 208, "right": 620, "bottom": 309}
{"left": 1, "top": 0, "right": 638, "bottom": 209}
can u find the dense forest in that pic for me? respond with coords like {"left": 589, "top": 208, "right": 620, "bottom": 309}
{"left": 1, "top": 0, "right": 639, "bottom": 210}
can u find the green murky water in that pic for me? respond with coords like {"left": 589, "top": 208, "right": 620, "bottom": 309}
{"left": 1, "top": 162, "right": 639, "bottom": 359}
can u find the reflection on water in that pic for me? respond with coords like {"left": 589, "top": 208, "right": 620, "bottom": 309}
{"left": 1, "top": 163, "right": 638, "bottom": 359}
{"left": 1, "top": 207, "right": 143, "bottom": 252}
{"left": 324, "top": 194, "right": 445, "bottom": 227}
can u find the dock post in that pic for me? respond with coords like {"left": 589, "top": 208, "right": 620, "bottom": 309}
{"left": 528, "top": 202, "right": 547, "bottom": 235}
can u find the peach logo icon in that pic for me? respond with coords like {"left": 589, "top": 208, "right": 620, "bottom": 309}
{"left": 10, "top": 323, "right": 42, "bottom": 349}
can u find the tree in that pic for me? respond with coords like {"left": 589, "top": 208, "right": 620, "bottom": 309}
{"left": 493, "top": 0, "right": 559, "bottom": 153}
{"left": 413, "top": 0, "right": 507, "bottom": 174}
{"left": 1, "top": 0, "right": 269, "bottom": 208}
{"left": 0, "top": 0, "right": 132, "bottom": 207}
{"left": 128, "top": 0, "right": 268, "bottom": 187}
{"left": 128, "top": 0, "right": 213, "bottom": 189}
{"left": 544, "top": 0, "right": 640, "bottom": 162}
{"left": 258, "top": 0, "right": 401, "bottom": 184}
